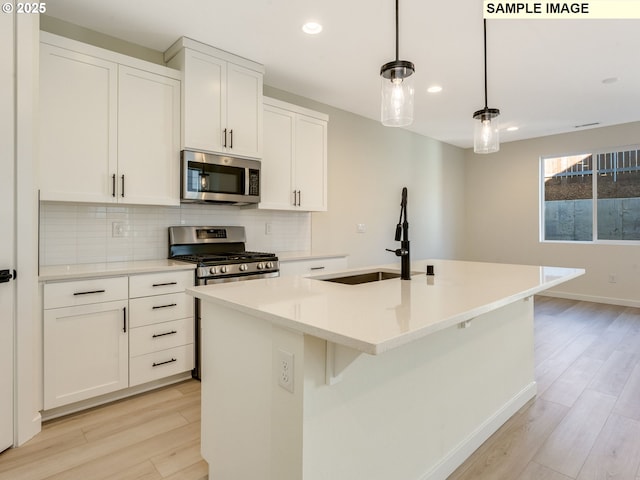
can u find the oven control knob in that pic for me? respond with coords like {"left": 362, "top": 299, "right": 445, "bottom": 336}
{"left": 220, "top": 266, "right": 228, "bottom": 274}
{"left": 239, "top": 264, "right": 248, "bottom": 272}
{"left": 266, "top": 262, "right": 273, "bottom": 269}
{"left": 257, "top": 263, "right": 264, "bottom": 270}
{"left": 209, "top": 266, "right": 218, "bottom": 275}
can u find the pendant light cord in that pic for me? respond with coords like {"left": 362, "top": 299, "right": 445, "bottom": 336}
{"left": 395, "top": 0, "right": 399, "bottom": 61}
{"left": 483, "top": 18, "right": 488, "bottom": 109}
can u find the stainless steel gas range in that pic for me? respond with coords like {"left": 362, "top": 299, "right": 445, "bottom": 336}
{"left": 168, "top": 225, "right": 279, "bottom": 378}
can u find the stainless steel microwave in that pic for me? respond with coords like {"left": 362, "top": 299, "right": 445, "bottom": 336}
{"left": 181, "top": 150, "right": 260, "bottom": 205}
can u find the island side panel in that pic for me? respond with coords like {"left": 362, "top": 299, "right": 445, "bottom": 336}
{"left": 301, "top": 298, "right": 536, "bottom": 480}
{"left": 200, "top": 301, "right": 304, "bottom": 480}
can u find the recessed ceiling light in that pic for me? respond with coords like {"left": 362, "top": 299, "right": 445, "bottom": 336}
{"left": 302, "top": 22, "right": 323, "bottom": 35}
{"left": 602, "top": 77, "right": 618, "bottom": 84}
{"left": 427, "top": 85, "right": 442, "bottom": 93}
{"left": 506, "top": 126, "right": 519, "bottom": 132}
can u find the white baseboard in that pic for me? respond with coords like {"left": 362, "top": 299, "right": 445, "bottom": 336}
{"left": 421, "top": 382, "right": 537, "bottom": 480}
{"left": 41, "top": 372, "right": 193, "bottom": 421}
{"left": 539, "top": 291, "right": 640, "bottom": 308}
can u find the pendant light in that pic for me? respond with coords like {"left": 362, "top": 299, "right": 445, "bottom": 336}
{"left": 380, "top": 0, "right": 415, "bottom": 127}
{"left": 473, "top": 19, "right": 500, "bottom": 154}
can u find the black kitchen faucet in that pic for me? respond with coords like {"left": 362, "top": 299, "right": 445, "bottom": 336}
{"left": 386, "top": 187, "right": 411, "bottom": 280}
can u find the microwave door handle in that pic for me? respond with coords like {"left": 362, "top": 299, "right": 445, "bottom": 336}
{"left": 245, "top": 168, "right": 249, "bottom": 195}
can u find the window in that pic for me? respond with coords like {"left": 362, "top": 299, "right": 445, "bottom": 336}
{"left": 541, "top": 146, "right": 640, "bottom": 242}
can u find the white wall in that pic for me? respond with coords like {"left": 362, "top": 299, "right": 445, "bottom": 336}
{"left": 463, "top": 121, "right": 640, "bottom": 306}
{"left": 265, "top": 86, "right": 467, "bottom": 269}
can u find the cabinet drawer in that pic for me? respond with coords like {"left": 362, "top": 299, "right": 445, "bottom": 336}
{"left": 130, "top": 317, "right": 194, "bottom": 357}
{"left": 129, "top": 344, "right": 194, "bottom": 387}
{"left": 129, "top": 292, "right": 193, "bottom": 328}
{"left": 129, "top": 270, "right": 193, "bottom": 298}
{"left": 279, "top": 257, "right": 348, "bottom": 277}
{"left": 44, "top": 277, "right": 128, "bottom": 309}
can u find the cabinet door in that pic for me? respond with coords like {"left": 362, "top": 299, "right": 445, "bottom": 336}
{"left": 226, "top": 64, "right": 262, "bottom": 159}
{"left": 39, "top": 43, "right": 118, "bottom": 203}
{"left": 182, "top": 50, "right": 226, "bottom": 154}
{"left": 295, "top": 115, "right": 328, "bottom": 211}
{"left": 44, "top": 300, "right": 129, "bottom": 409}
{"left": 260, "top": 105, "right": 295, "bottom": 210}
{"left": 118, "top": 66, "right": 180, "bottom": 206}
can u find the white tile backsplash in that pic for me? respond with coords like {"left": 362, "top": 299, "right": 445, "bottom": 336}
{"left": 39, "top": 202, "right": 311, "bottom": 266}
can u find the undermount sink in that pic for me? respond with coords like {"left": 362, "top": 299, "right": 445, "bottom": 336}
{"left": 316, "top": 270, "right": 417, "bottom": 285}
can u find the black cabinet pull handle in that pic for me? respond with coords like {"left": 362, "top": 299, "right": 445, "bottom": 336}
{"left": 152, "top": 303, "right": 177, "bottom": 310}
{"left": 298, "top": 190, "right": 301, "bottom": 206}
{"left": 223, "top": 128, "right": 227, "bottom": 148}
{"left": 310, "top": 266, "right": 325, "bottom": 271}
{"left": 123, "top": 306, "right": 127, "bottom": 333}
{"left": 152, "top": 282, "right": 177, "bottom": 287}
{"left": 229, "top": 129, "right": 233, "bottom": 149}
{"left": 121, "top": 175, "right": 125, "bottom": 197}
{"left": 152, "top": 330, "right": 177, "bottom": 338}
{"left": 153, "top": 358, "right": 177, "bottom": 367}
{"left": 112, "top": 174, "right": 116, "bottom": 197}
{"left": 73, "top": 289, "right": 106, "bottom": 296}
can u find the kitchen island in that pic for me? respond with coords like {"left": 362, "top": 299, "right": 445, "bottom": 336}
{"left": 187, "top": 259, "right": 584, "bottom": 480}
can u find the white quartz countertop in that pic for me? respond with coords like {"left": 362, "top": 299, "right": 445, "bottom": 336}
{"left": 277, "top": 251, "right": 349, "bottom": 262}
{"left": 187, "top": 259, "right": 584, "bottom": 355}
{"left": 39, "top": 259, "right": 196, "bottom": 282}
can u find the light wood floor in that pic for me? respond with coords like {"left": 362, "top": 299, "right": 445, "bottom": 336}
{"left": 0, "top": 380, "right": 206, "bottom": 480}
{"left": 451, "top": 296, "right": 640, "bottom": 480}
{"left": 1, "top": 296, "right": 639, "bottom": 479}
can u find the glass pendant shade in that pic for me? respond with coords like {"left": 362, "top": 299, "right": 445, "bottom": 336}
{"left": 473, "top": 108, "right": 500, "bottom": 154}
{"left": 381, "top": 61, "right": 415, "bottom": 127}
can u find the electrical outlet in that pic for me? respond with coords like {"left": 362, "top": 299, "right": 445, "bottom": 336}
{"left": 356, "top": 223, "right": 366, "bottom": 233}
{"left": 608, "top": 274, "right": 617, "bottom": 284}
{"left": 278, "top": 349, "right": 294, "bottom": 393}
{"left": 112, "top": 222, "right": 126, "bottom": 238}
{"left": 265, "top": 222, "right": 272, "bottom": 235}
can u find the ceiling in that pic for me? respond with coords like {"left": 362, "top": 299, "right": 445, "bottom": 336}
{"left": 43, "top": 0, "right": 640, "bottom": 148}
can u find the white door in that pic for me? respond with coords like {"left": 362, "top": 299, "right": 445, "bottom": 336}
{"left": 0, "top": 10, "right": 15, "bottom": 452}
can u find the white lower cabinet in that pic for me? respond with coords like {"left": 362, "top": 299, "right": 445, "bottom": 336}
{"left": 279, "top": 256, "right": 348, "bottom": 277}
{"left": 43, "top": 269, "right": 195, "bottom": 411}
{"left": 128, "top": 271, "right": 195, "bottom": 387}
{"left": 130, "top": 344, "right": 195, "bottom": 387}
{"left": 43, "top": 277, "right": 129, "bottom": 410}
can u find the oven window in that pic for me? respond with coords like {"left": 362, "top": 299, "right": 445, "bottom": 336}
{"left": 187, "top": 162, "right": 244, "bottom": 194}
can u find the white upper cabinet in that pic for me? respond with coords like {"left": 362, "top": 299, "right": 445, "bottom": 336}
{"left": 261, "top": 105, "right": 295, "bottom": 209}
{"left": 39, "top": 43, "right": 118, "bottom": 203}
{"left": 39, "top": 33, "right": 181, "bottom": 206}
{"left": 260, "top": 97, "right": 328, "bottom": 211}
{"left": 118, "top": 66, "right": 180, "bottom": 205}
{"left": 165, "top": 38, "right": 263, "bottom": 160}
